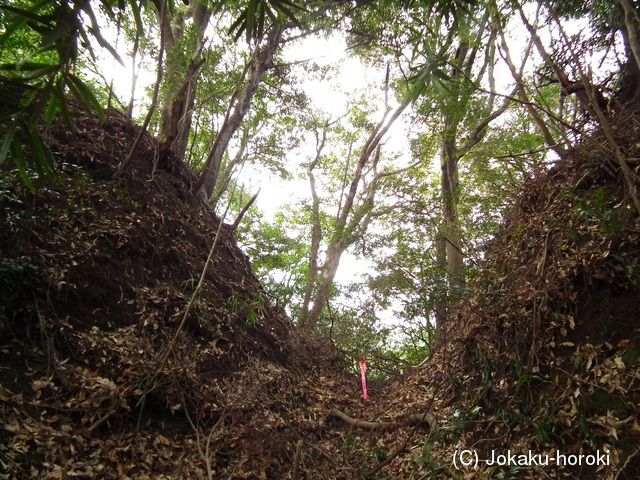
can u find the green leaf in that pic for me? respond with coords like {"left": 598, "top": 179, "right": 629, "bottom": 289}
{"left": 246, "top": 0, "right": 258, "bottom": 42}
{"left": 125, "top": 0, "right": 144, "bottom": 37}
{"left": 432, "top": 68, "right": 451, "bottom": 82}
{"left": 263, "top": 3, "right": 276, "bottom": 24}
{"left": 10, "top": 136, "right": 35, "bottom": 193}
{"left": 273, "top": 2, "right": 302, "bottom": 28}
{"left": 23, "top": 65, "right": 59, "bottom": 80}
{"left": 54, "top": 78, "right": 73, "bottom": 129}
{"left": 0, "top": 16, "right": 30, "bottom": 44}
{"left": 0, "top": 0, "right": 57, "bottom": 44}
{"left": 271, "top": 0, "right": 305, "bottom": 10}
{"left": 44, "top": 89, "right": 60, "bottom": 124}
{"left": 228, "top": 11, "right": 248, "bottom": 40}
{"left": 99, "top": 0, "right": 118, "bottom": 19}
{"left": 0, "top": 61, "right": 56, "bottom": 73}
{"left": 39, "top": 19, "right": 77, "bottom": 52}
{"left": 27, "top": 127, "right": 52, "bottom": 177}
{"left": 64, "top": 73, "right": 105, "bottom": 121}
{"left": 257, "top": 4, "right": 268, "bottom": 37}
{"left": 432, "top": 76, "right": 452, "bottom": 95}
{"left": 0, "top": 4, "right": 49, "bottom": 25}
{"left": 0, "top": 124, "right": 17, "bottom": 166}
{"left": 210, "top": 1, "right": 225, "bottom": 16}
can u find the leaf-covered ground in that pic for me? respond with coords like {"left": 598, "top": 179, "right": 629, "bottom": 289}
{"left": 1, "top": 100, "right": 640, "bottom": 479}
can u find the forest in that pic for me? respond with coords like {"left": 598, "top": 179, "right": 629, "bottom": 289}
{"left": 1, "top": 0, "right": 640, "bottom": 478}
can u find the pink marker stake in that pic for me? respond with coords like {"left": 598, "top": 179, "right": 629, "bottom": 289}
{"left": 359, "top": 355, "right": 368, "bottom": 401}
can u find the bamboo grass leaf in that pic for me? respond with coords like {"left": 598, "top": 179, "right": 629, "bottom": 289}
{"left": 10, "top": 137, "right": 35, "bottom": 192}
{"left": 64, "top": 73, "right": 105, "bottom": 120}
{"left": 0, "top": 124, "right": 17, "bottom": 166}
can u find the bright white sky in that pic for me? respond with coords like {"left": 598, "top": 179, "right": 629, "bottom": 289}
{"left": 284, "top": 34, "right": 364, "bottom": 111}
{"left": 245, "top": 33, "right": 413, "bottom": 213}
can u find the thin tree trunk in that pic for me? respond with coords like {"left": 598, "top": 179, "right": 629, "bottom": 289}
{"left": 440, "top": 140, "right": 465, "bottom": 291}
{"left": 496, "top": 19, "right": 567, "bottom": 159}
{"left": 114, "top": 0, "right": 167, "bottom": 178}
{"left": 304, "top": 101, "right": 410, "bottom": 330}
{"left": 159, "top": 57, "right": 206, "bottom": 157}
{"left": 194, "top": 26, "right": 284, "bottom": 199}
{"left": 210, "top": 125, "right": 250, "bottom": 206}
{"left": 229, "top": 188, "right": 260, "bottom": 231}
{"left": 514, "top": 0, "right": 594, "bottom": 116}
{"left": 300, "top": 124, "right": 329, "bottom": 327}
{"left": 127, "top": 34, "right": 141, "bottom": 119}
{"left": 158, "top": 0, "right": 211, "bottom": 159}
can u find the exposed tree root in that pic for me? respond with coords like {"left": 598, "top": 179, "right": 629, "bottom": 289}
{"left": 328, "top": 409, "right": 435, "bottom": 430}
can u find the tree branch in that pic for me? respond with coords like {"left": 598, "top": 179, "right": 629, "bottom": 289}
{"left": 230, "top": 188, "right": 260, "bottom": 232}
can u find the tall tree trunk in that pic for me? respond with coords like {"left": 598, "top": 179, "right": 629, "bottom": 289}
{"left": 440, "top": 138, "right": 465, "bottom": 293}
{"left": 194, "top": 26, "right": 284, "bottom": 199}
{"left": 433, "top": 7, "right": 524, "bottom": 328}
{"left": 434, "top": 232, "right": 447, "bottom": 327}
{"left": 306, "top": 240, "right": 345, "bottom": 329}
{"left": 614, "top": 0, "right": 640, "bottom": 100}
{"left": 434, "top": 22, "right": 482, "bottom": 301}
{"left": 300, "top": 124, "right": 328, "bottom": 327}
{"left": 303, "top": 101, "right": 410, "bottom": 331}
{"left": 617, "top": 0, "right": 640, "bottom": 67}
{"left": 157, "top": 0, "right": 211, "bottom": 159}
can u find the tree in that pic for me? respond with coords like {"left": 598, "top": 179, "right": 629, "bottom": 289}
{"left": 362, "top": 0, "right": 529, "bottom": 326}
{"left": 4, "top": 0, "right": 636, "bottom": 354}
{"left": 157, "top": 0, "right": 211, "bottom": 159}
{"left": 194, "top": 22, "right": 285, "bottom": 198}
{"left": 235, "top": 207, "right": 311, "bottom": 311}
{"left": 428, "top": 5, "right": 521, "bottom": 306}
{"left": 298, "top": 90, "right": 412, "bottom": 331}
{"left": 192, "top": 0, "right": 351, "bottom": 199}
{"left": 0, "top": 0, "right": 309, "bottom": 181}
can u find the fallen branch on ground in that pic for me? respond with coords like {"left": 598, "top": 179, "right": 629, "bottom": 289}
{"left": 328, "top": 409, "right": 435, "bottom": 430}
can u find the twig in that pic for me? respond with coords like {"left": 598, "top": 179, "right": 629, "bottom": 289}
{"left": 613, "top": 445, "right": 640, "bottom": 480}
{"left": 494, "top": 144, "right": 565, "bottom": 159}
{"left": 35, "top": 301, "right": 70, "bottom": 389}
{"left": 148, "top": 180, "right": 238, "bottom": 386}
{"left": 291, "top": 439, "right": 303, "bottom": 480}
{"left": 186, "top": 406, "right": 231, "bottom": 480}
{"left": 87, "top": 396, "right": 118, "bottom": 432}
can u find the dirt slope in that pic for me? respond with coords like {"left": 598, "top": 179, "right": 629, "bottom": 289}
{"left": 358, "top": 105, "right": 640, "bottom": 479}
{"left": 0, "top": 106, "right": 360, "bottom": 479}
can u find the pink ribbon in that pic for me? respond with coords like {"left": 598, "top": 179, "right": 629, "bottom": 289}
{"left": 359, "top": 355, "right": 368, "bottom": 400}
